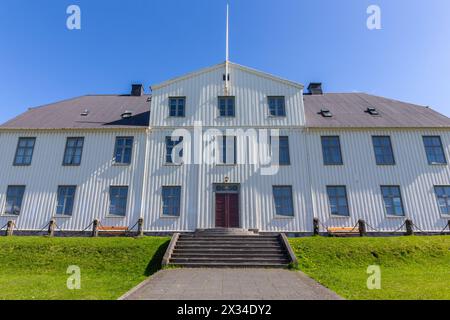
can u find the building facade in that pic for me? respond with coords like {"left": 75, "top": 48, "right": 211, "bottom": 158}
{"left": 1, "top": 62, "right": 450, "bottom": 234}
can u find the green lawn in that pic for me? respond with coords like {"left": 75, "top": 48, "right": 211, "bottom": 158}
{"left": 289, "top": 236, "right": 450, "bottom": 300}
{"left": 0, "top": 236, "right": 170, "bottom": 300}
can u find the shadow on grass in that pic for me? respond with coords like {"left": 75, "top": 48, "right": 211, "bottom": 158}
{"left": 144, "top": 240, "right": 170, "bottom": 276}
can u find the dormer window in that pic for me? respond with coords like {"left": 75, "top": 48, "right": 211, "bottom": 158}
{"left": 319, "top": 109, "right": 333, "bottom": 118}
{"left": 366, "top": 107, "right": 379, "bottom": 116}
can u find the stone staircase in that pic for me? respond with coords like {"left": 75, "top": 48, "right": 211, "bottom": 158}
{"left": 164, "top": 229, "right": 295, "bottom": 268}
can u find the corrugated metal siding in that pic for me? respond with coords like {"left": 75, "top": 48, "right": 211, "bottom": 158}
{"left": 149, "top": 64, "right": 305, "bottom": 128}
{"left": 306, "top": 128, "right": 450, "bottom": 232}
{"left": 141, "top": 129, "right": 313, "bottom": 232}
{"left": 0, "top": 130, "right": 146, "bottom": 231}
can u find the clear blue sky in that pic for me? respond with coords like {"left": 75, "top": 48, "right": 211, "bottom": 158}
{"left": 1, "top": 0, "right": 449, "bottom": 124}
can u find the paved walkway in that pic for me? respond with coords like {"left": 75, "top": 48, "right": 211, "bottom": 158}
{"left": 120, "top": 269, "right": 342, "bottom": 300}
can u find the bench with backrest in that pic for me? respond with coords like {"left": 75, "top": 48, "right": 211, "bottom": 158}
{"left": 97, "top": 226, "right": 128, "bottom": 236}
{"left": 327, "top": 226, "right": 360, "bottom": 237}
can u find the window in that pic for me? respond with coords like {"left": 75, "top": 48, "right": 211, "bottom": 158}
{"left": 273, "top": 186, "right": 294, "bottom": 217}
{"left": 165, "top": 136, "right": 183, "bottom": 164}
{"left": 114, "top": 137, "right": 134, "bottom": 165}
{"left": 4, "top": 186, "right": 25, "bottom": 216}
{"left": 169, "top": 97, "right": 186, "bottom": 117}
{"left": 423, "top": 136, "right": 446, "bottom": 165}
{"left": 219, "top": 136, "right": 237, "bottom": 165}
{"left": 109, "top": 186, "right": 128, "bottom": 216}
{"left": 63, "top": 137, "right": 84, "bottom": 166}
{"left": 372, "top": 136, "right": 395, "bottom": 165}
{"left": 271, "top": 136, "right": 290, "bottom": 165}
{"left": 218, "top": 96, "right": 235, "bottom": 117}
{"left": 434, "top": 186, "right": 450, "bottom": 215}
{"left": 56, "top": 186, "right": 76, "bottom": 216}
{"left": 321, "top": 136, "right": 343, "bottom": 165}
{"left": 268, "top": 96, "right": 286, "bottom": 117}
{"left": 326, "top": 186, "right": 349, "bottom": 216}
{"left": 162, "top": 186, "right": 181, "bottom": 217}
{"left": 14, "top": 137, "right": 36, "bottom": 166}
{"left": 381, "top": 186, "right": 405, "bottom": 216}
{"left": 319, "top": 109, "right": 333, "bottom": 118}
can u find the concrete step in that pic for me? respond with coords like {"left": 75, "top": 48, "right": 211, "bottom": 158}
{"left": 175, "top": 244, "right": 282, "bottom": 249}
{"left": 173, "top": 249, "right": 287, "bottom": 254}
{"left": 179, "top": 235, "right": 277, "bottom": 240}
{"left": 177, "top": 240, "right": 280, "bottom": 245}
{"left": 169, "top": 262, "right": 289, "bottom": 268}
{"left": 172, "top": 252, "right": 287, "bottom": 258}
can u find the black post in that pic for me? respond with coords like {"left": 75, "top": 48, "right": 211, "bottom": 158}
{"left": 6, "top": 221, "right": 14, "bottom": 236}
{"left": 313, "top": 218, "right": 320, "bottom": 236}
{"left": 92, "top": 219, "right": 99, "bottom": 237}
{"left": 137, "top": 218, "right": 144, "bottom": 237}
{"left": 48, "top": 219, "right": 56, "bottom": 237}
{"left": 358, "top": 219, "right": 367, "bottom": 237}
{"left": 405, "top": 219, "right": 414, "bottom": 236}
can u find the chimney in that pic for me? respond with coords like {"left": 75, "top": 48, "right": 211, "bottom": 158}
{"left": 131, "top": 84, "right": 144, "bottom": 96}
{"left": 307, "top": 83, "right": 323, "bottom": 95}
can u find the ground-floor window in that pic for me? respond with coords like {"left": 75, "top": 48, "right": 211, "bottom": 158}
{"left": 381, "top": 186, "right": 405, "bottom": 216}
{"left": 326, "top": 186, "right": 349, "bottom": 216}
{"left": 109, "top": 186, "right": 128, "bottom": 216}
{"left": 272, "top": 186, "right": 294, "bottom": 217}
{"left": 162, "top": 186, "right": 181, "bottom": 217}
{"left": 5, "top": 185, "right": 26, "bottom": 215}
{"left": 56, "top": 186, "right": 76, "bottom": 216}
{"left": 434, "top": 186, "right": 450, "bottom": 215}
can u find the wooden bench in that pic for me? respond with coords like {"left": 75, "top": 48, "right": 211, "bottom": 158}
{"left": 327, "top": 227, "right": 360, "bottom": 237}
{"left": 97, "top": 226, "right": 128, "bottom": 236}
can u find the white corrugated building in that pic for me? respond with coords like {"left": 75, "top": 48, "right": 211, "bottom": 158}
{"left": 1, "top": 62, "right": 450, "bottom": 234}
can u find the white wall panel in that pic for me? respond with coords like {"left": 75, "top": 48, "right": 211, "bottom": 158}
{"left": 0, "top": 130, "right": 146, "bottom": 231}
{"left": 306, "top": 128, "right": 450, "bottom": 232}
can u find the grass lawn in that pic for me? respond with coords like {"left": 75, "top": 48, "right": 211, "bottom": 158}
{"left": 289, "top": 236, "right": 450, "bottom": 300}
{"left": 0, "top": 236, "right": 170, "bottom": 300}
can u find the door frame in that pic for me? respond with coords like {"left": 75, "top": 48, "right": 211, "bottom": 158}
{"left": 213, "top": 183, "right": 241, "bottom": 228}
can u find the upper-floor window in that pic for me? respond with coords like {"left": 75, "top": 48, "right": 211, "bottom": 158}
{"left": 63, "top": 137, "right": 84, "bottom": 166}
{"left": 109, "top": 186, "right": 128, "bottom": 216}
{"left": 271, "top": 136, "right": 290, "bottom": 165}
{"left": 114, "top": 137, "right": 134, "bottom": 165}
{"left": 169, "top": 97, "right": 186, "bottom": 117}
{"left": 218, "top": 96, "right": 235, "bottom": 117}
{"left": 273, "top": 186, "right": 294, "bottom": 217}
{"left": 372, "top": 136, "right": 395, "bottom": 165}
{"left": 56, "top": 186, "right": 76, "bottom": 216}
{"left": 14, "top": 137, "right": 36, "bottom": 166}
{"left": 165, "top": 136, "right": 183, "bottom": 164}
{"left": 268, "top": 96, "right": 286, "bottom": 117}
{"left": 321, "top": 136, "right": 343, "bottom": 165}
{"left": 218, "top": 136, "right": 236, "bottom": 165}
{"left": 381, "top": 186, "right": 405, "bottom": 217}
{"left": 326, "top": 186, "right": 349, "bottom": 216}
{"left": 434, "top": 186, "right": 450, "bottom": 215}
{"left": 423, "top": 136, "right": 446, "bottom": 165}
{"left": 5, "top": 185, "right": 25, "bottom": 216}
{"left": 162, "top": 186, "right": 181, "bottom": 217}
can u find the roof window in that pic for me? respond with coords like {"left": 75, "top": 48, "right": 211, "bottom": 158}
{"left": 319, "top": 108, "right": 333, "bottom": 118}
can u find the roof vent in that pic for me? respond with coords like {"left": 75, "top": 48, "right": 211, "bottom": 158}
{"left": 366, "top": 107, "right": 379, "bottom": 116}
{"left": 308, "top": 83, "right": 323, "bottom": 95}
{"left": 319, "top": 108, "right": 333, "bottom": 118}
{"left": 121, "top": 110, "right": 133, "bottom": 119}
{"left": 80, "top": 109, "right": 89, "bottom": 116}
{"left": 131, "top": 84, "right": 144, "bottom": 97}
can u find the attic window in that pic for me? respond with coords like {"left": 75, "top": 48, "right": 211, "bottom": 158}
{"left": 366, "top": 107, "right": 379, "bottom": 116}
{"left": 121, "top": 111, "right": 133, "bottom": 119}
{"left": 80, "top": 110, "right": 89, "bottom": 116}
{"left": 319, "top": 109, "right": 333, "bottom": 118}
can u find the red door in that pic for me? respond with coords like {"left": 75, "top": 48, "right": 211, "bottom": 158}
{"left": 215, "top": 193, "right": 239, "bottom": 228}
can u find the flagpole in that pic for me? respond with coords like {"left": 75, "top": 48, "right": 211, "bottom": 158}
{"left": 225, "top": 3, "right": 230, "bottom": 95}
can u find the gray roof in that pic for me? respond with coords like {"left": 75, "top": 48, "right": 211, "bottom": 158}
{"left": 304, "top": 93, "right": 450, "bottom": 128}
{"left": 1, "top": 92, "right": 448, "bottom": 130}
{"left": 0, "top": 95, "right": 151, "bottom": 129}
